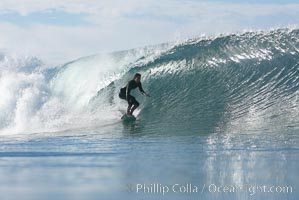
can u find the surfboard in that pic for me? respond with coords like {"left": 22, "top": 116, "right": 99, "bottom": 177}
{"left": 121, "top": 114, "right": 136, "bottom": 122}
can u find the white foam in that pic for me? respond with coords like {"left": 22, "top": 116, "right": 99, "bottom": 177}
{"left": 0, "top": 44, "right": 172, "bottom": 135}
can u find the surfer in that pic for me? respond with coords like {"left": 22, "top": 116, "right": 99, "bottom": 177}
{"left": 119, "top": 73, "right": 150, "bottom": 115}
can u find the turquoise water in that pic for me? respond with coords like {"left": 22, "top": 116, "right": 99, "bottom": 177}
{"left": 0, "top": 122, "right": 298, "bottom": 199}
{"left": 0, "top": 29, "right": 298, "bottom": 199}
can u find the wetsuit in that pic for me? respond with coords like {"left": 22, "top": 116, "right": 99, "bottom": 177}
{"left": 119, "top": 80, "right": 145, "bottom": 107}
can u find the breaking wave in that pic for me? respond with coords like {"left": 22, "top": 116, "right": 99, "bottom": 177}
{"left": 0, "top": 28, "right": 298, "bottom": 134}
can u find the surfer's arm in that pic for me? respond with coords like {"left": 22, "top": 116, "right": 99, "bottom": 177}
{"left": 126, "top": 82, "right": 130, "bottom": 100}
{"left": 139, "top": 83, "right": 150, "bottom": 97}
{"left": 138, "top": 82, "right": 146, "bottom": 94}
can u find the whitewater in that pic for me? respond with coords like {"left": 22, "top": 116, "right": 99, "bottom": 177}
{"left": 0, "top": 28, "right": 298, "bottom": 200}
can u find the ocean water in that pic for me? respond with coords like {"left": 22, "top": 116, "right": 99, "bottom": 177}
{"left": 0, "top": 28, "right": 298, "bottom": 200}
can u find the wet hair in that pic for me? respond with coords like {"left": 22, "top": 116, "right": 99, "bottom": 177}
{"left": 134, "top": 73, "right": 141, "bottom": 79}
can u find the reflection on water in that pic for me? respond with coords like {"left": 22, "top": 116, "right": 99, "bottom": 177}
{"left": 122, "top": 119, "right": 142, "bottom": 135}
{"left": 0, "top": 117, "right": 298, "bottom": 200}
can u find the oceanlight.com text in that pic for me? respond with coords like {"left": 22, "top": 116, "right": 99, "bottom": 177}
{"left": 130, "top": 183, "right": 293, "bottom": 196}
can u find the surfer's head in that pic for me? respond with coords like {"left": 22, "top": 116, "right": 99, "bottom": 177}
{"left": 134, "top": 73, "right": 141, "bottom": 83}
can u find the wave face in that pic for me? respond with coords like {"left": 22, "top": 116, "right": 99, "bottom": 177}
{"left": 0, "top": 29, "right": 298, "bottom": 134}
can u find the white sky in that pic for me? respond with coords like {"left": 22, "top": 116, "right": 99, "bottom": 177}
{"left": 0, "top": 0, "right": 298, "bottom": 66}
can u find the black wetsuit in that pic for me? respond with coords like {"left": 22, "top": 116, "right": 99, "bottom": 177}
{"left": 119, "top": 80, "right": 145, "bottom": 106}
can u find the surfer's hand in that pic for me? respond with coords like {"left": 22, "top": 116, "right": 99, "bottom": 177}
{"left": 145, "top": 92, "right": 150, "bottom": 97}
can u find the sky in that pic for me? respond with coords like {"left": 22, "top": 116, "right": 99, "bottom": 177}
{"left": 0, "top": 0, "right": 298, "bottom": 66}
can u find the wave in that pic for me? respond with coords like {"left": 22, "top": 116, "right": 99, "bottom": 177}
{"left": 0, "top": 28, "right": 298, "bottom": 134}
